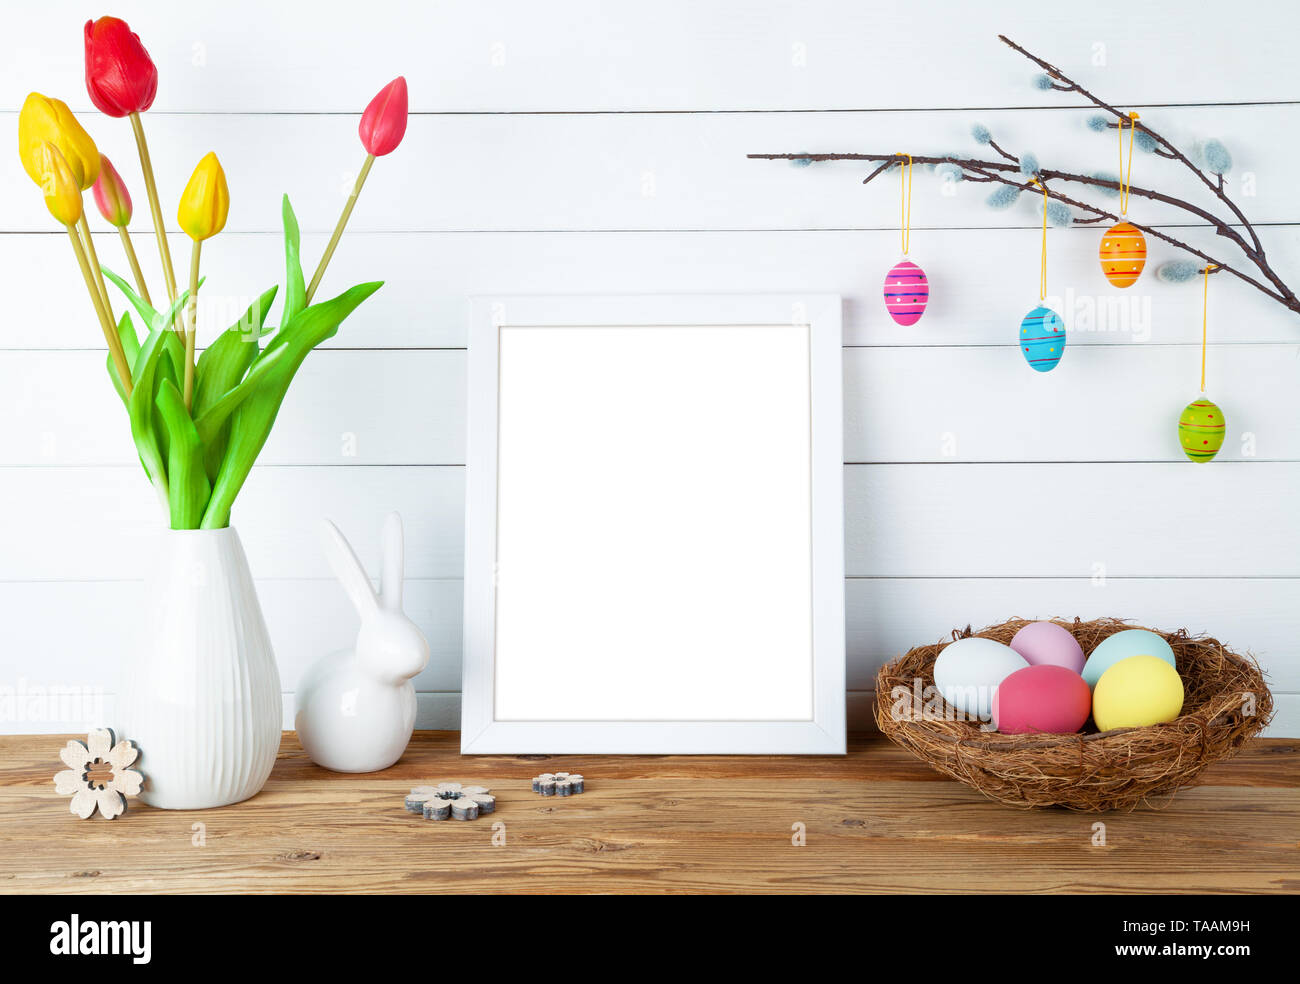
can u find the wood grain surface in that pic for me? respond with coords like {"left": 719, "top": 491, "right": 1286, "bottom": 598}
{"left": 2, "top": 732, "right": 1296, "bottom": 895}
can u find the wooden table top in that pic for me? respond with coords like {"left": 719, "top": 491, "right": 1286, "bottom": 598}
{"left": 3, "top": 732, "right": 1297, "bottom": 894}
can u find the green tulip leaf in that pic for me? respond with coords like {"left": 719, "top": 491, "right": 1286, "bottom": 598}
{"left": 158, "top": 329, "right": 186, "bottom": 393}
{"left": 155, "top": 378, "right": 211, "bottom": 529}
{"left": 101, "top": 265, "right": 161, "bottom": 335}
{"left": 106, "top": 310, "right": 140, "bottom": 405}
{"left": 194, "top": 285, "right": 279, "bottom": 414}
{"left": 123, "top": 283, "right": 194, "bottom": 477}
{"left": 201, "top": 280, "right": 383, "bottom": 528}
{"left": 280, "top": 195, "right": 306, "bottom": 334}
{"left": 127, "top": 314, "right": 176, "bottom": 503}
{"left": 154, "top": 334, "right": 187, "bottom": 466}
{"left": 193, "top": 343, "right": 292, "bottom": 446}
{"left": 194, "top": 285, "right": 280, "bottom": 481}
{"left": 117, "top": 309, "right": 141, "bottom": 364}
{"left": 102, "top": 266, "right": 196, "bottom": 356}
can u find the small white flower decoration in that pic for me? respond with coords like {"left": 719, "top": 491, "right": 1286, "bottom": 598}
{"left": 53, "top": 728, "right": 143, "bottom": 820}
{"left": 404, "top": 782, "right": 495, "bottom": 820}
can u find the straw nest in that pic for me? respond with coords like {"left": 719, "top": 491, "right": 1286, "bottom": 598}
{"left": 873, "top": 618, "right": 1273, "bottom": 811}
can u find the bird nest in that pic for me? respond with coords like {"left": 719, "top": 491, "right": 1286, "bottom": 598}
{"left": 873, "top": 618, "right": 1273, "bottom": 811}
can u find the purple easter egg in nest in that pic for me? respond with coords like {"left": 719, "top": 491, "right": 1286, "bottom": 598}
{"left": 1009, "top": 621, "right": 1086, "bottom": 675}
{"left": 882, "top": 259, "right": 929, "bottom": 326}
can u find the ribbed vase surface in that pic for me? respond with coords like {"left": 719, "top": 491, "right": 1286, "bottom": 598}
{"left": 117, "top": 527, "right": 282, "bottom": 809}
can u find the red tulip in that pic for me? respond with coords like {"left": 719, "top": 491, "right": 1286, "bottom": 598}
{"left": 84, "top": 16, "right": 158, "bottom": 118}
{"left": 358, "top": 77, "right": 408, "bottom": 157}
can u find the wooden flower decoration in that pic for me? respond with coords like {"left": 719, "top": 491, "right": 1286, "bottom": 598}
{"left": 532, "top": 772, "right": 585, "bottom": 796}
{"left": 53, "top": 728, "right": 143, "bottom": 819}
{"left": 404, "top": 782, "right": 495, "bottom": 821}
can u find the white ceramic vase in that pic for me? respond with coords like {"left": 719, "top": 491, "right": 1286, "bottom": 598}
{"left": 117, "top": 527, "right": 282, "bottom": 809}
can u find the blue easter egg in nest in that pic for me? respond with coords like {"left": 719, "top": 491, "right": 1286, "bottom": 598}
{"left": 1019, "top": 305, "right": 1066, "bottom": 372}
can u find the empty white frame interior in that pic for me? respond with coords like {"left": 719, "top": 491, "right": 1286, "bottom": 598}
{"left": 463, "top": 295, "right": 844, "bottom": 752}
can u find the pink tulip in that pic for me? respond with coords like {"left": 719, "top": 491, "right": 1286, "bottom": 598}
{"left": 358, "top": 77, "right": 408, "bottom": 157}
{"left": 92, "top": 154, "right": 133, "bottom": 226}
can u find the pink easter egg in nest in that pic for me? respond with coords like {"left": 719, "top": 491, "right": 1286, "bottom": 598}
{"left": 992, "top": 665, "right": 1092, "bottom": 735}
{"left": 882, "top": 259, "right": 929, "bottom": 326}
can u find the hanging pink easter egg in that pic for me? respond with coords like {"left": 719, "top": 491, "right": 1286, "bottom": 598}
{"left": 882, "top": 259, "right": 929, "bottom": 326}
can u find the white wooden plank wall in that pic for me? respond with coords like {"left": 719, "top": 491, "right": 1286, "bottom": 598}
{"left": 2, "top": 0, "right": 1298, "bottom": 735}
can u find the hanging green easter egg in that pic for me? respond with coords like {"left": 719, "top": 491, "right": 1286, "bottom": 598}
{"left": 1178, "top": 398, "right": 1226, "bottom": 462}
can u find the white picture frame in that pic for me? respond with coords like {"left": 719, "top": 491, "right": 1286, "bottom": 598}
{"left": 462, "top": 294, "right": 845, "bottom": 753}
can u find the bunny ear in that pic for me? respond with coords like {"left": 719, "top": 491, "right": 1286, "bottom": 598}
{"left": 379, "top": 512, "right": 404, "bottom": 611}
{"left": 319, "top": 519, "right": 378, "bottom": 617}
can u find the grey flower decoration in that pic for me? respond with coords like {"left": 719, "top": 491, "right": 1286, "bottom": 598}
{"left": 532, "top": 772, "right": 585, "bottom": 796}
{"left": 405, "top": 782, "right": 495, "bottom": 820}
{"left": 53, "top": 728, "right": 143, "bottom": 820}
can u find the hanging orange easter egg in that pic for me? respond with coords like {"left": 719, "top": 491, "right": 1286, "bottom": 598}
{"left": 1098, "top": 221, "right": 1146, "bottom": 288}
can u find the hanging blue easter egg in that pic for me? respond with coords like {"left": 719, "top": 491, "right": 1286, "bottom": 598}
{"left": 1019, "top": 305, "right": 1066, "bottom": 372}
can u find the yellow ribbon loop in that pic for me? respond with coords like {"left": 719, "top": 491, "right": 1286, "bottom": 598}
{"left": 1033, "top": 178, "right": 1048, "bottom": 301}
{"left": 898, "top": 153, "right": 913, "bottom": 255}
{"left": 1201, "top": 263, "right": 1216, "bottom": 393}
{"left": 1118, "top": 111, "right": 1140, "bottom": 216}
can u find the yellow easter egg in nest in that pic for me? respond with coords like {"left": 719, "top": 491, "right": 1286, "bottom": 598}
{"left": 1099, "top": 221, "right": 1146, "bottom": 287}
{"left": 1092, "top": 654, "right": 1184, "bottom": 732}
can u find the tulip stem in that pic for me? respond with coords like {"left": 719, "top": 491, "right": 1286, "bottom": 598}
{"left": 306, "top": 153, "right": 374, "bottom": 305}
{"left": 68, "top": 225, "right": 132, "bottom": 399}
{"left": 129, "top": 112, "right": 179, "bottom": 309}
{"left": 77, "top": 211, "right": 113, "bottom": 319}
{"left": 118, "top": 226, "right": 153, "bottom": 307}
{"left": 183, "top": 240, "right": 201, "bottom": 411}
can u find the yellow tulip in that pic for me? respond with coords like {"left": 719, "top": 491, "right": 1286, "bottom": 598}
{"left": 177, "top": 152, "right": 229, "bottom": 241}
{"left": 18, "top": 92, "right": 100, "bottom": 190}
{"left": 40, "top": 143, "right": 84, "bottom": 226}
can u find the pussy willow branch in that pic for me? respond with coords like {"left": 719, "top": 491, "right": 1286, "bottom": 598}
{"left": 996, "top": 35, "right": 1267, "bottom": 261}
{"left": 985, "top": 138, "right": 1018, "bottom": 164}
{"left": 747, "top": 37, "right": 1299, "bottom": 316}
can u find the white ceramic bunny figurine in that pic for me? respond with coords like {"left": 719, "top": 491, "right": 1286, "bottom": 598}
{"left": 295, "top": 512, "right": 430, "bottom": 772}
